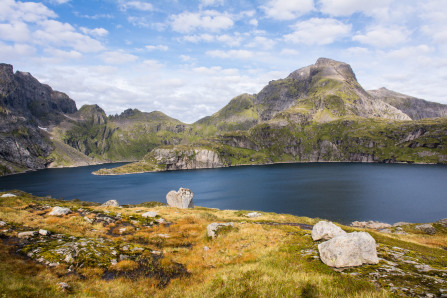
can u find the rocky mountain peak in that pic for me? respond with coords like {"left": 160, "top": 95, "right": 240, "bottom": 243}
{"left": 288, "top": 57, "right": 356, "bottom": 83}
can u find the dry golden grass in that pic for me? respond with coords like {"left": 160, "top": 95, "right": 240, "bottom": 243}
{"left": 1, "top": 192, "right": 446, "bottom": 297}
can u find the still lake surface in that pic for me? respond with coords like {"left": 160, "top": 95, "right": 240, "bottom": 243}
{"left": 0, "top": 162, "right": 446, "bottom": 224}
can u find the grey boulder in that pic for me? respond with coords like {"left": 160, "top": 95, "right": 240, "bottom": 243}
{"left": 1, "top": 193, "right": 16, "bottom": 198}
{"left": 311, "top": 221, "right": 347, "bottom": 241}
{"left": 18, "top": 231, "right": 38, "bottom": 238}
{"left": 415, "top": 223, "right": 436, "bottom": 235}
{"left": 207, "top": 222, "right": 234, "bottom": 239}
{"left": 101, "top": 200, "right": 120, "bottom": 207}
{"left": 166, "top": 188, "right": 194, "bottom": 208}
{"left": 48, "top": 206, "right": 71, "bottom": 216}
{"left": 351, "top": 220, "right": 391, "bottom": 230}
{"left": 318, "top": 232, "right": 379, "bottom": 268}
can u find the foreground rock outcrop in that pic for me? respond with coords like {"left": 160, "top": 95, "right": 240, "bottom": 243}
{"left": 166, "top": 188, "right": 194, "bottom": 208}
{"left": 318, "top": 232, "right": 379, "bottom": 268}
{"left": 311, "top": 221, "right": 346, "bottom": 241}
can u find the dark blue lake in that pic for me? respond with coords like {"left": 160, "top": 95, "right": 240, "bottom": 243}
{"left": 0, "top": 163, "right": 446, "bottom": 224}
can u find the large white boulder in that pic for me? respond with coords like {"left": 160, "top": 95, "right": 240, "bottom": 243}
{"left": 48, "top": 206, "right": 71, "bottom": 216}
{"left": 1, "top": 193, "right": 16, "bottom": 198}
{"left": 311, "top": 221, "right": 347, "bottom": 241}
{"left": 142, "top": 211, "right": 158, "bottom": 218}
{"left": 318, "top": 232, "right": 379, "bottom": 268}
{"left": 166, "top": 188, "right": 194, "bottom": 208}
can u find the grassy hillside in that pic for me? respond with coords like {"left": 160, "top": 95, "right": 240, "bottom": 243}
{"left": 0, "top": 191, "right": 446, "bottom": 297}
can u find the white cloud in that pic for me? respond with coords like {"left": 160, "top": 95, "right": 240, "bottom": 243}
{"left": 420, "top": 0, "right": 447, "bottom": 44}
{"left": 200, "top": 0, "right": 224, "bottom": 7}
{"left": 385, "top": 45, "right": 433, "bottom": 60}
{"left": 34, "top": 20, "right": 105, "bottom": 52}
{"left": 216, "top": 34, "right": 243, "bottom": 47}
{"left": 280, "top": 48, "right": 299, "bottom": 56}
{"left": 0, "top": 22, "right": 30, "bottom": 42}
{"left": 319, "top": 0, "right": 392, "bottom": 17}
{"left": 80, "top": 27, "right": 109, "bottom": 37}
{"left": 353, "top": 26, "right": 409, "bottom": 48}
{"left": 179, "top": 55, "right": 192, "bottom": 62}
{"left": 261, "top": 0, "right": 314, "bottom": 20}
{"left": 44, "top": 48, "right": 82, "bottom": 59}
{"left": 50, "top": 0, "right": 70, "bottom": 4}
{"left": 346, "top": 47, "right": 370, "bottom": 55}
{"left": 100, "top": 50, "right": 138, "bottom": 64}
{"left": 0, "top": 0, "right": 56, "bottom": 23}
{"left": 145, "top": 45, "right": 169, "bottom": 51}
{"left": 249, "top": 19, "right": 258, "bottom": 26}
{"left": 284, "top": 18, "right": 351, "bottom": 45}
{"left": 170, "top": 10, "right": 234, "bottom": 33}
{"left": 127, "top": 16, "right": 151, "bottom": 28}
{"left": 183, "top": 33, "right": 215, "bottom": 43}
{"left": 120, "top": 1, "right": 153, "bottom": 11}
{"left": 206, "top": 49, "right": 253, "bottom": 59}
{"left": 246, "top": 36, "right": 276, "bottom": 50}
{"left": 0, "top": 41, "right": 35, "bottom": 59}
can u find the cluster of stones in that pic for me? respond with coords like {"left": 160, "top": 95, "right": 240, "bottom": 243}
{"left": 351, "top": 220, "right": 442, "bottom": 235}
{"left": 312, "top": 221, "right": 379, "bottom": 268}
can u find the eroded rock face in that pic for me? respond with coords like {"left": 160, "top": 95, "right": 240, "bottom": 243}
{"left": 142, "top": 211, "right": 157, "bottom": 218}
{"left": 154, "top": 148, "right": 224, "bottom": 171}
{"left": 101, "top": 200, "right": 120, "bottom": 207}
{"left": 166, "top": 188, "right": 194, "bottom": 209}
{"left": 351, "top": 221, "right": 392, "bottom": 230}
{"left": 415, "top": 224, "right": 436, "bottom": 235}
{"left": 318, "top": 232, "right": 379, "bottom": 268}
{"left": 48, "top": 206, "right": 71, "bottom": 216}
{"left": 207, "top": 222, "right": 234, "bottom": 238}
{"left": 311, "top": 221, "right": 347, "bottom": 241}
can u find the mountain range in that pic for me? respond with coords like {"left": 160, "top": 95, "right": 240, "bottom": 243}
{"left": 0, "top": 58, "right": 446, "bottom": 176}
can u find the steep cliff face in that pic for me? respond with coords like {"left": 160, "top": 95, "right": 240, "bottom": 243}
{"left": 0, "top": 63, "right": 77, "bottom": 126}
{"left": 0, "top": 64, "right": 78, "bottom": 175}
{"left": 368, "top": 87, "right": 447, "bottom": 120}
{"left": 153, "top": 148, "right": 225, "bottom": 170}
{"left": 0, "top": 105, "right": 54, "bottom": 175}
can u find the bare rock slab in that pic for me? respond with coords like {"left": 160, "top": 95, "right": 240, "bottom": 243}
{"left": 415, "top": 223, "right": 436, "bottom": 235}
{"left": 207, "top": 222, "right": 234, "bottom": 238}
{"left": 101, "top": 200, "right": 120, "bottom": 207}
{"left": 142, "top": 211, "right": 158, "bottom": 218}
{"left": 318, "top": 232, "right": 379, "bottom": 268}
{"left": 311, "top": 221, "right": 347, "bottom": 241}
{"left": 351, "top": 221, "right": 391, "bottom": 230}
{"left": 166, "top": 188, "right": 194, "bottom": 209}
{"left": 48, "top": 206, "right": 71, "bottom": 216}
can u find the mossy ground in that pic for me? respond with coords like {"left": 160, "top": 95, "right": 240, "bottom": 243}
{"left": 1, "top": 191, "right": 446, "bottom": 297}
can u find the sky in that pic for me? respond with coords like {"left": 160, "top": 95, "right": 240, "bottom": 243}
{"left": 1, "top": 0, "right": 447, "bottom": 123}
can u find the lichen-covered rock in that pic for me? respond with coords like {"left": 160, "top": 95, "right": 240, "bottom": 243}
{"left": 39, "top": 229, "right": 50, "bottom": 236}
{"left": 437, "top": 218, "right": 447, "bottom": 228}
{"left": 246, "top": 212, "right": 262, "bottom": 218}
{"left": 166, "top": 188, "right": 194, "bottom": 209}
{"left": 415, "top": 224, "right": 436, "bottom": 235}
{"left": 311, "top": 221, "right": 347, "bottom": 241}
{"left": 18, "top": 231, "right": 38, "bottom": 238}
{"left": 153, "top": 148, "right": 225, "bottom": 170}
{"left": 48, "top": 206, "right": 71, "bottom": 216}
{"left": 318, "top": 232, "right": 379, "bottom": 268}
{"left": 0, "top": 221, "right": 6, "bottom": 227}
{"left": 351, "top": 221, "right": 391, "bottom": 230}
{"left": 101, "top": 200, "right": 120, "bottom": 207}
{"left": 207, "top": 222, "right": 234, "bottom": 239}
{"left": 142, "top": 211, "right": 158, "bottom": 218}
{"left": 1, "top": 193, "right": 16, "bottom": 198}
{"left": 393, "top": 222, "right": 411, "bottom": 227}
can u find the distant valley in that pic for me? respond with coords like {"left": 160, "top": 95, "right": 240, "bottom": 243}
{"left": 0, "top": 58, "right": 446, "bottom": 176}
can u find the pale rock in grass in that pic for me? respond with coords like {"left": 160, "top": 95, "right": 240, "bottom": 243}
{"left": 166, "top": 188, "right": 194, "bottom": 208}
{"left": 101, "top": 200, "right": 120, "bottom": 207}
{"left": 437, "top": 218, "right": 447, "bottom": 228}
{"left": 48, "top": 206, "right": 71, "bottom": 216}
{"left": 58, "top": 282, "right": 70, "bottom": 291}
{"left": 415, "top": 223, "right": 436, "bottom": 235}
{"left": 207, "top": 222, "right": 234, "bottom": 239}
{"left": 351, "top": 221, "right": 391, "bottom": 230}
{"left": 1, "top": 193, "right": 16, "bottom": 197}
{"left": 318, "top": 231, "right": 379, "bottom": 268}
{"left": 311, "top": 221, "right": 347, "bottom": 241}
{"left": 393, "top": 222, "right": 411, "bottom": 227}
{"left": 18, "top": 231, "right": 38, "bottom": 238}
{"left": 142, "top": 211, "right": 158, "bottom": 218}
{"left": 39, "top": 229, "right": 50, "bottom": 236}
{"left": 0, "top": 221, "right": 6, "bottom": 227}
{"left": 246, "top": 212, "right": 262, "bottom": 218}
